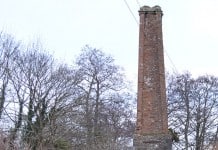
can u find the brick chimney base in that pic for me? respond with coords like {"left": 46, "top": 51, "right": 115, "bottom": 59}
{"left": 133, "top": 134, "right": 172, "bottom": 150}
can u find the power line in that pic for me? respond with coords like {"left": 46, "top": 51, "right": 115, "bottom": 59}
{"left": 123, "top": 0, "right": 139, "bottom": 25}
{"left": 164, "top": 50, "right": 179, "bottom": 73}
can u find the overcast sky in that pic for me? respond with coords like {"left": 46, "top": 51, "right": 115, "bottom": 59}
{"left": 0, "top": 0, "right": 218, "bottom": 87}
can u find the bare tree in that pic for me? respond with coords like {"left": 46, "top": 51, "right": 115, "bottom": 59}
{"left": 167, "top": 73, "right": 218, "bottom": 150}
{"left": 20, "top": 50, "right": 80, "bottom": 149}
{"left": 1, "top": 42, "right": 80, "bottom": 149}
{"left": 67, "top": 45, "right": 135, "bottom": 149}
{"left": 0, "top": 37, "right": 135, "bottom": 149}
{"left": 0, "top": 32, "right": 19, "bottom": 119}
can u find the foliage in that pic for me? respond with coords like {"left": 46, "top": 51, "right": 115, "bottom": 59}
{"left": 54, "top": 139, "right": 70, "bottom": 150}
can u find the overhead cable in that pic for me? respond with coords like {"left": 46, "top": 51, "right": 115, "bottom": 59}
{"left": 123, "top": 0, "right": 139, "bottom": 25}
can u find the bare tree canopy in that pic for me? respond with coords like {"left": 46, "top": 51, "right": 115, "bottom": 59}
{"left": 2, "top": 31, "right": 217, "bottom": 150}
{"left": 0, "top": 35, "right": 135, "bottom": 150}
{"left": 167, "top": 73, "right": 218, "bottom": 150}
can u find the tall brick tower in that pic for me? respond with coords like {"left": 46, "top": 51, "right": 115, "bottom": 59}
{"left": 133, "top": 6, "right": 172, "bottom": 150}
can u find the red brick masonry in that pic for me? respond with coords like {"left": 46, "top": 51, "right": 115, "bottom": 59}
{"left": 134, "top": 5, "right": 172, "bottom": 150}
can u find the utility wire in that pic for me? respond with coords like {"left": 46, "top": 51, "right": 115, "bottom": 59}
{"left": 164, "top": 50, "right": 179, "bottom": 73}
{"left": 123, "top": 0, "right": 139, "bottom": 24}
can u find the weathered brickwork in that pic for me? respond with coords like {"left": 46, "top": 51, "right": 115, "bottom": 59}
{"left": 134, "top": 6, "right": 172, "bottom": 150}
{"left": 134, "top": 134, "right": 172, "bottom": 150}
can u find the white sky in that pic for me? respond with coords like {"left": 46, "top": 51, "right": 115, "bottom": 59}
{"left": 0, "top": 0, "right": 218, "bottom": 87}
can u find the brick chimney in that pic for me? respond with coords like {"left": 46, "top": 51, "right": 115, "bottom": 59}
{"left": 133, "top": 6, "right": 172, "bottom": 150}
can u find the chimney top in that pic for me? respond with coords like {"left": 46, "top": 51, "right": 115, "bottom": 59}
{"left": 139, "top": 5, "right": 162, "bottom": 13}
